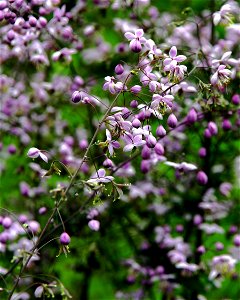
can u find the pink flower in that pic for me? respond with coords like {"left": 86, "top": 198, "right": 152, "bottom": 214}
{"left": 211, "top": 65, "right": 232, "bottom": 86}
{"left": 106, "top": 129, "right": 120, "bottom": 156}
{"left": 103, "top": 76, "right": 124, "bottom": 94}
{"left": 87, "top": 169, "right": 114, "bottom": 184}
{"left": 123, "top": 135, "right": 146, "bottom": 152}
{"left": 124, "top": 29, "right": 146, "bottom": 53}
{"left": 163, "top": 46, "right": 187, "bottom": 70}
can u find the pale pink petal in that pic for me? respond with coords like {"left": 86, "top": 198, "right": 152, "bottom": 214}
{"left": 135, "top": 29, "right": 144, "bottom": 37}
{"left": 123, "top": 144, "right": 134, "bottom": 152}
{"left": 27, "top": 147, "right": 40, "bottom": 158}
{"left": 124, "top": 32, "right": 135, "bottom": 40}
{"left": 169, "top": 46, "right": 177, "bottom": 58}
{"left": 39, "top": 152, "right": 48, "bottom": 163}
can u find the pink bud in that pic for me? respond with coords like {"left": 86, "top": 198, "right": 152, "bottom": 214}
{"left": 167, "top": 113, "right": 178, "bottom": 128}
{"left": 7, "top": 30, "right": 15, "bottom": 41}
{"left": 141, "top": 160, "right": 151, "bottom": 174}
{"left": 156, "top": 125, "right": 166, "bottom": 137}
{"left": 29, "top": 16, "right": 37, "bottom": 27}
{"left": 232, "top": 94, "right": 240, "bottom": 105}
{"left": 71, "top": 91, "right": 82, "bottom": 103}
{"left": 130, "top": 100, "right": 138, "bottom": 108}
{"left": 130, "top": 85, "right": 142, "bottom": 94}
{"left": 208, "top": 121, "right": 218, "bottom": 135}
{"left": 215, "top": 242, "right": 224, "bottom": 251}
{"left": 204, "top": 128, "right": 212, "bottom": 138}
{"left": 233, "top": 235, "right": 240, "bottom": 247}
{"left": 60, "top": 232, "right": 71, "bottom": 245}
{"left": 2, "top": 217, "right": 12, "bottom": 229}
{"left": 132, "top": 118, "right": 141, "bottom": 128}
{"left": 88, "top": 220, "right": 100, "bottom": 231}
{"left": 222, "top": 119, "right": 231, "bottom": 131}
{"left": 187, "top": 108, "right": 197, "bottom": 124}
{"left": 141, "top": 145, "right": 151, "bottom": 159}
{"left": 154, "top": 143, "right": 164, "bottom": 156}
{"left": 146, "top": 135, "right": 156, "bottom": 148}
{"left": 115, "top": 64, "right": 124, "bottom": 75}
{"left": 38, "top": 207, "right": 47, "bottom": 215}
{"left": 196, "top": 171, "right": 208, "bottom": 185}
{"left": 198, "top": 147, "right": 206, "bottom": 158}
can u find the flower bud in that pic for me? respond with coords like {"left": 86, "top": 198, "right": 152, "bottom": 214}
{"left": 222, "top": 119, "right": 231, "bottom": 131}
{"left": 208, "top": 121, "right": 218, "bottom": 135}
{"left": 88, "top": 220, "right": 100, "bottom": 231}
{"left": 60, "top": 232, "right": 71, "bottom": 245}
{"left": 187, "top": 108, "right": 197, "bottom": 124}
{"left": 215, "top": 242, "right": 224, "bottom": 251}
{"left": 156, "top": 125, "right": 166, "bottom": 137}
{"left": 141, "top": 160, "right": 151, "bottom": 174}
{"left": 204, "top": 128, "right": 212, "bottom": 138}
{"left": 167, "top": 113, "right": 178, "bottom": 128}
{"left": 0, "top": 1, "right": 7, "bottom": 10}
{"left": 132, "top": 118, "right": 141, "bottom": 128}
{"left": 154, "top": 143, "right": 164, "bottom": 156}
{"left": 196, "top": 171, "right": 208, "bottom": 185}
{"left": 29, "top": 16, "right": 37, "bottom": 27}
{"left": 141, "top": 145, "right": 151, "bottom": 159}
{"left": 38, "top": 16, "right": 47, "bottom": 27}
{"left": 38, "top": 207, "right": 47, "bottom": 215}
{"left": 79, "top": 139, "right": 88, "bottom": 150}
{"left": 8, "top": 144, "right": 16, "bottom": 154}
{"left": 2, "top": 217, "right": 12, "bottom": 229}
{"left": 115, "top": 64, "right": 124, "bottom": 75}
{"left": 130, "top": 85, "right": 141, "bottom": 94}
{"left": 103, "top": 158, "right": 114, "bottom": 168}
{"left": 7, "top": 30, "right": 15, "bottom": 41}
{"left": 233, "top": 235, "right": 240, "bottom": 247}
{"left": 219, "top": 182, "right": 232, "bottom": 196}
{"left": 198, "top": 147, "right": 206, "bottom": 158}
{"left": 146, "top": 135, "right": 156, "bottom": 148}
{"left": 197, "top": 245, "right": 205, "bottom": 254}
{"left": 130, "top": 100, "right": 138, "bottom": 108}
{"left": 193, "top": 214, "right": 202, "bottom": 226}
{"left": 232, "top": 94, "right": 240, "bottom": 105}
{"left": 71, "top": 91, "right": 82, "bottom": 103}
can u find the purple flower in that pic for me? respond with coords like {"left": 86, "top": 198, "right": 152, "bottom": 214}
{"left": 211, "top": 65, "right": 231, "bottom": 86}
{"left": 34, "top": 286, "right": 44, "bottom": 298}
{"left": 106, "top": 129, "right": 120, "bottom": 156}
{"left": 88, "top": 220, "right": 100, "bottom": 231}
{"left": 123, "top": 134, "right": 146, "bottom": 152}
{"left": 27, "top": 147, "right": 48, "bottom": 163}
{"left": 151, "top": 94, "right": 174, "bottom": 110}
{"left": 124, "top": 29, "right": 146, "bottom": 53}
{"left": 87, "top": 168, "right": 114, "bottom": 184}
{"left": 164, "top": 46, "right": 187, "bottom": 68}
{"left": 60, "top": 232, "right": 71, "bottom": 245}
{"left": 103, "top": 76, "right": 124, "bottom": 94}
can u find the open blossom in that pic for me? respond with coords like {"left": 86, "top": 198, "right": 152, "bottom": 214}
{"left": 164, "top": 161, "right": 197, "bottom": 172}
{"left": 151, "top": 94, "right": 174, "bottom": 110}
{"left": 124, "top": 29, "right": 146, "bottom": 53}
{"left": 106, "top": 129, "right": 120, "bottom": 156}
{"left": 87, "top": 169, "right": 114, "bottom": 184}
{"left": 209, "top": 255, "right": 237, "bottom": 280}
{"left": 213, "top": 3, "right": 235, "bottom": 25}
{"left": 210, "top": 65, "right": 232, "bottom": 86}
{"left": 103, "top": 76, "right": 124, "bottom": 94}
{"left": 27, "top": 147, "right": 48, "bottom": 163}
{"left": 123, "top": 135, "right": 146, "bottom": 152}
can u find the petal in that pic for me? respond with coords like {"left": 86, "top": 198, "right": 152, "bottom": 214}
{"left": 106, "top": 129, "right": 111, "bottom": 141}
{"left": 135, "top": 29, "right": 144, "bottom": 37}
{"left": 213, "top": 12, "right": 221, "bottom": 25}
{"left": 39, "top": 152, "right": 48, "bottom": 163}
{"left": 169, "top": 46, "right": 177, "bottom": 58}
{"left": 163, "top": 58, "right": 172, "bottom": 66}
{"left": 124, "top": 32, "right": 135, "bottom": 40}
{"left": 175, "top": 55, "right": 187, "bottom": 62}
{"left": 210, "top": 73, "right": 218, "bottom": 85}
{"left": 112, "top": 141, "right": 120, "bottom": 148}
{"left": 221, "top": 51, "right": 232, "bottom": 61}
{"left": 97, "top": 168, "right": 106, "bottom": 177}
{"left": 123, "top": 144, "right": 134, "bottom": 152}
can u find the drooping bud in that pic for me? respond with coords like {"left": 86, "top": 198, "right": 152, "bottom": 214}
{"left": 115, "top": 64, "right": 124, "bottom": 75}
{"left": 222, "top": 119, "right": 232, "bottom": 131}
{"left": 208, "top": 121, "right": 218, "bottom": 135}
{"left": 2, "top": 217, "right": 12, "bottom": 229}
{"left": 146, "top": 135, "right": 157, "bottom": 148}
{"left": 88, "top": 220, "right": 100, "bottom": 231}
{"left": 187, "top": 108, "right": 197, "bottom": 124}
{"left": 196, "top": 171, "right": 208, "bottom": 185}
{"left": 215, "top": 242, "right": 224, "bottom": 251}
{"left": 132, "top": 118, "right": 141, "bottom": 128}
{"left": 232, "top": 94, "right": 240, "bottom": 105}
{"left": 141, "top": 145, "right": 151, "bottom": 159}
{"left": 103, "top": 158, "right": 114, "bottom": 169}
{"left": 204, "top": 128, "right": 212, "bottom": 138}
{"left": 60, "top": 232, "right": 71, "bottom": 245}
{"left": 193, "top": 214, "right": 202, "bottom": 226}
{"left": 154, "top": 143, "right": 165, "bottom": 156}
{"left": 198, "top": 147, "right": 206, "bottom": 158}
{"left": 29, "top": 16, "right": 37, "bottom": 27}
{"left": 156, "top": 125, "right": 166, "bottom": 137}
{"left": 7, "top": 30, "right": 15, "bottom": 41}
{"left": 141, "top": 160, "right": 151, "bottom": 174}
{"left": 71, "top": 91, "right": 82, "bottom": 103}
{"left": 130, "top": 85, "right": 142, "bottom": 94}
{"left": 233, "top": 235, "right": 240, "bottom": 247}
{"left": 130, "top": 100, "right": 138, "bottom": 108}
{"left": 38, "top": 207, "right": 47, "bottom": 215}
{"left": 167, "top": 113, "right": 178, "bottom": 128}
